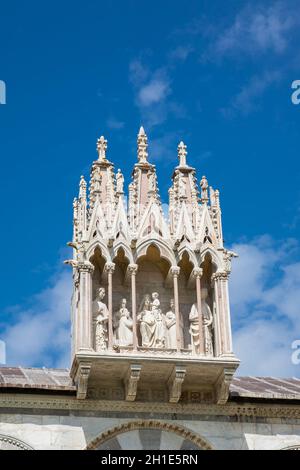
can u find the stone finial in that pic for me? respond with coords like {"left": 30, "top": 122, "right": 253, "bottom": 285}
{"left": 96, "top": 135, "right": 108, "bottom": 162}
{"left": 137, "top": 126, "right": 148, "bottom": 163}
{"left": 200, "top": 175, "right": 209, "bottom": 203}
{"left": 79, "top": 175, "right": 87, "bottom": 200}
{"left": 178, "top": 141, "right": 187, "bottom": 167}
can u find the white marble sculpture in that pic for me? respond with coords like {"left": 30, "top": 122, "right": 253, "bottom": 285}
{"left": 116, "top": 169, "right": 124, "bottom": 194}
{"left": 189, "top": 289, "right": 214, "bottom": 356}
{"left": 200, "top": 175, "right": 208, "bottom": 201}
{"left": 165, "top": 299, "right": 177, "bottom": 349}
{"left": 151, "top": 292, "right": 165, "bottom": 348}
{"left": 148, "top": 172, "right": 156, "bottom": 192}
{"left": 115, "top": 298, "right": 133, "bottom": 347}
{"left": 189, "top": 303, "right": 200, "bottom": 354}
{"left": 93, "top": 287, "right": 109, "bottom": 351}
{"left": 202, "top": 288, "right": 214, "bottom": 356}
{"left": 137, "top": 294, "right": 157, "bottom": 348}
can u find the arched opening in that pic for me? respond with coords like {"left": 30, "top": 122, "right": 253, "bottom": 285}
{"left": 86, "top": 420, "right": 214, "bottom": 450}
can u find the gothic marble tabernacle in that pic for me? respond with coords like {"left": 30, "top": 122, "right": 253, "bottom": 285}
{"left": 1, "top": 128, "right": 299, "bottom": 450}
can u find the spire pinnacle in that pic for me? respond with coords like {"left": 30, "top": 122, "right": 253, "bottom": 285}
{"left": 178, "top": 141, "right": 187, "bottom": 167}
{"left": 137, "top": 126, "right": 148, "bottom": 163}
{"left": 138, "top": 126, "right": 146, "bottom": 136}
{"left": 96, "top": 135, "right": 108, "bottom": 162}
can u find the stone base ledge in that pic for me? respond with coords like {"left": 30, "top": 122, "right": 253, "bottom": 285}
{"left": 70, "top": 352, "right": 240, "bottom": 404}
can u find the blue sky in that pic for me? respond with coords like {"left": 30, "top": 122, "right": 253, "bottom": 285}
{"left": 0, "top": 0, "right": 300, "bottom": 375}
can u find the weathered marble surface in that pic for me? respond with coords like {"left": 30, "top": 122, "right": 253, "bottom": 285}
{"left": 0, "top": 411, "right": 299, "bottom": 450}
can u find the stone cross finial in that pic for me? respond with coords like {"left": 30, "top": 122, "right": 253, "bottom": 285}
{"left": 96, "top": 135, "right": 108, "bottom": 162}
{"left": 137, "top": 126, "right": 148, "bottom": 163}
{"left": 178, "top": 141, "right": 187, "bottom": 167}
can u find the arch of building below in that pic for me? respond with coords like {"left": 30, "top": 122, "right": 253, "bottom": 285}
{"left": 282, "top": 445, "right": 300, "bottom": 450}
{"left": 86, "top": 420, "right": 214, "bottom": 450}
{"left": 0, "top": 434, "right": 34, "bottom": 450}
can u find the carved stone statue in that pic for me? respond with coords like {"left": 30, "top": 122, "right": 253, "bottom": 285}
{"left": 115, "top": 298, "right": 133, "bottom": 347}
{"left": 189, "top": 289, "right": 214, "bottom": 356}
{"left": 93, "top": 167, "right": 102, "bottom": 193}
{"left": 151, "top": 292, "right": 165, "bottom": 348}
{"left": 165, "top": 299, "right": 177, "bottom": 349}
{"left": 189, "top": 303, "right": 200, "bottom": 354}
{"left": 116, "top": 169, "right": 124, "bottom": 194}
{"left": 202, "top": 288, "right": 214, "bottom": 356}
{"left": 200, "top": 175, "right": 208, "bottom": 201}
{"left": 93, "top": 287, "right": 109, "bottom": 351}
{"left": 148, "top": 172, "right": 156, "bottom": 192}
{"left": 137, "top": 294, "right": 156, "bottom": 348}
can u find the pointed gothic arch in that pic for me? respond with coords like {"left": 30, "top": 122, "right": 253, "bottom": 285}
{"left": 200, "top": 246, "right": 222, "bottom": 272}
{"left": 135, "top": 239, "right": 176, "bottom": 267}
{"left": 113, "top": 240, "right": 133, "bottom": 265}
{"left": 87, "top": 240, "right": 112, "bottom": 263}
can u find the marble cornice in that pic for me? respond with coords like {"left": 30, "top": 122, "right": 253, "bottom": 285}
{"left": 0, "top": 394, "right": 299, "bottom": 419}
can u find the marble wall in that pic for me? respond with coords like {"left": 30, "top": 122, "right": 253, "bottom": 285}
{"left": 0, "top": 411, "right": 300, "bottom": 450}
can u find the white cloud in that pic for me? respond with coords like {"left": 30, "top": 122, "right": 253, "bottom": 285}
{"left": 168, "top": 45, "right": 194, "bottom": 61}
{"left": 106, "top": 117, "right": 125, "bottom": 130}
{"left": 129, "top": 60, "right": 177, "bottom": 130}
{"left": 138, "top": 78, "right": 170, "bottom": 107}
{"left": 214, "top": 2, "right": 297, "bottom": 58}
{"left": 230, "top": 236, "right": 300, "bottom": 376}
{"left": 2, "top": 269, "right": 72, "bottom": 368}
{"left": 221, "top": 70, "right": 282, "bottom": 118}
{"left": 234, "top": 318, "right": 297, "bottom": 377}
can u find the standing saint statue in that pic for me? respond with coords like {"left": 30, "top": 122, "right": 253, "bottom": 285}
{"left": 116, "top": 169, "right": 124, "bottom": 194}
{"left": 164, "top": 299, "right": 177, "bottom": 349}
{"left": 200, "top": 175, "right": 208, "bottom": 201}
{"left": 189, "top": 288, "right": 214, "bottom": 356}
{"left": 92, "top": 287, "right": 109, "bottom": 351}
{"left": 189, "top": 303, "right": 200, "bottom": 354}
{"left": 151, "top": 292, "right": 165, "bottom": 348}
{"left": 115, "top": 298, "right": 133, "bottom": 347}
{"left": 137, "top": 294, "right": 157, "bottom": 348}
{"left": 202, "top": 288, "right": 214, "bottom": 356}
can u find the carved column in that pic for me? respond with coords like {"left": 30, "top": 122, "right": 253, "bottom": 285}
{"left": 128, "top": 263, "right": 138, "bottom": 350}
{"left": 77, "top": 262, "right": 94, "bottom": 352}
{"left": 193, "top": 268, "right": 204, "bottom": 355}
{"left": 212, "top": 272, "right": 233, "bottom": 356}
{"left": 171, "top": 266, "right": 181, "bottom": 352}
{"left": 104, "top": 262, "right": 115, "bottom": 350}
